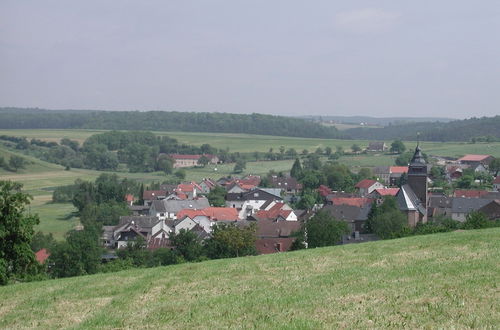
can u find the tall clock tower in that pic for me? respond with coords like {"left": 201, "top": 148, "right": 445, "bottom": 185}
{"left": 407, "top": 144, "right": 428, "bottom": 220}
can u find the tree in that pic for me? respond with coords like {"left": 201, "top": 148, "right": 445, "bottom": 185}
{"left": 490, "top": 158, "right": 500, "bottom": 176}
{"left": 462, "top": 211, "right": 492, "bottom": 229}
{"left": 233, "top": 159, "right": 246, "bottom": 174}
{"left": 357, "top": 168, "right": 373, "bottom": 181}
{"left": 170, "top": 229, "right": 204, "bottom": 262}
{"left": 297, "top": 190, "right": 317, "bottom": 210}
{"left": 30, "top": 231, "right": 56, "bottom": 253}
{"left": 8, "top": 155, "right": 26, "bottom": 172}
{"left": 0, "top": 181, "right": 41, "bottom": 285}
{"left": 207, "top": 186, "right": 227, "bottom": 207}
{"left": 156, "top": 155, "right": 173, "bottom": 174}
{"left": 325, "top": 146, "right": 332, "bottom": 156}
{"left": 390, "top": 140, "right": 406, "bottom": 154}
{"left": 49, "top": 228, "right": 103, "bottom": 278}
{"left": 290, "top": 158, "right": 303, "bottom": 179}
{"left": 175, "top": 169, "right": 186, "bottom": 180}
{"left": 205, "top": 223, "right": 257, "bottom": 258}
{"left": 371, "top": 209, "right": 409, "bottom": 239}
{"left": 197, "top": 155, "right": 210, "bottom": 167}
{"left": 305, "top": 210, "right": 349, "bottom": 248}
{"left": 351, "top": 144, "right": 361, "bottom": 153}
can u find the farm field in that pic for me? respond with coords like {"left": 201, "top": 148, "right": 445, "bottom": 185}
{"left": 0, "top": 228, "right": 498, "bottom": 328}
{"left": 1, "top": 128, "right": 499, "bottom": 157}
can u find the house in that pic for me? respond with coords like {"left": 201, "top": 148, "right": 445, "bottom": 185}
{"left": 124, "top": 194, "right": 135, "bottom": 206}
{"left": 326, "top": 196, "right": 373, "bottom": 207}
{"left": 269, "top": 175, "right": 302, "bottom": 195}
{"left": 175, "top": 182, "right": 202, "bottom": 199}
{"left": 369, "top": 188, "right": 400, "bottom": 200}
{"left": 226, "top": 188, "right": 284, "bottom": 219}
{"left": 149, "top": 198, "right": 210, "bottom": 220}
{"left": 428, "top": 195, "right": 453, "bottom": 218}
{"left": 457, "top": 154, "right": 494, "bottom": 167}
{"left": 255, "top": 218, "right": 301, "bottom": 254}
{"left": 107, "top": 216, "right": 164, "bottom": 249}
{"left": 198, "top": 178, "right": 217, "bottom": 194}
{"left": 170, "top": 154, "right": 219, "bottom": 168}
{"left": 252, "top": 202, "right": 298, "bottom": 222}
{"left": 322, "top": 202, "right": 372, "bottom": 233}
{"left": 318, "top": 185, "right": 333, "bottom": 198}
{"left": 367, "top": 142, "right": 387, "bottom": 152}
{"left": 354, "top": 179, "right": 385, "bottom": 197}
{"left": 450, "top": 198, "right": 492, "bottom": 222}
{"left": 226, "top": 175, "right": 261, "bottom": 193}
{"left": 396, "top": 145, "right": 428, "bottom": 226}
{"left": 177, "top": 207, "right": 240, "bottom": 222}
{"left": 445, "top": 165, "right": 464, "bottom": 181}
{"left": 143, "top": 190, "right": 168, "bottom": 206}
{"left": 128, "top": 204, "right": 150, "bottom": 216}
{"left": 35, "top": 248, "right": 50, "bottom": 264}
{"left": 453, "top": 190, "right": 490, "bottom": 198}
{"left": 477, "top": 200, "right": 500, "bottom": 220}
{"left": 373, "top": 166, "right": 408, "bottom": 185}
{"left": 494, "top": 177, "right": 500, "bottom": 192}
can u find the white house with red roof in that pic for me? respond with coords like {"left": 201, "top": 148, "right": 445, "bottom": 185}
{"left": 355, "top": 179, "right": 385, "bottom": 197}
{"left": 253, "top": 202, "right": 298, "bottom": 221}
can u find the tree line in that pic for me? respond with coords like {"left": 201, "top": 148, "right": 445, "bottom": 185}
{"left": 344, "top": 115, "right": 500, "bottom": 142}
{"left": 0, "top": 108, "right": 342, "bottom": 139}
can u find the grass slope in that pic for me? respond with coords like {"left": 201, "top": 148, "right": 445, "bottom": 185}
{"left": 1, "top": 229, "right": 498, "bottom": 328}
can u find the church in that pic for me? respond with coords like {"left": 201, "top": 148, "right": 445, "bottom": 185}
{"left": 396, "top": 144, "right": 428, "bottom": 227}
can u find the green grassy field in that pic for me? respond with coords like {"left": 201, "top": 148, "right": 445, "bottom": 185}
{"left": 0, "top": 228, "right": 498, "bottom": 328}
{"left": 1, "top": 128, "right": 498, "bottom": 157}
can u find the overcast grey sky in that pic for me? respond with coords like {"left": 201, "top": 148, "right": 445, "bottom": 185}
{"left": 1, "top": 1, "right": 499, "bottom": 118}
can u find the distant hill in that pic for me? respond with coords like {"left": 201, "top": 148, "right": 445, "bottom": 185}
{"left": 0, "top": 229, "right": 498, "bottom": 328}
{"left": 0, "top": 108, "right": 342, "bottom": 139}
{"left": 301, "top": 115, "right": 455, "bottom": 126}
{"left": 343, "top": 116, "right": 500, "bottom": 141}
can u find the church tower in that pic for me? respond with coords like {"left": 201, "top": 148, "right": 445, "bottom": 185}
{"left": 407, "top": 144, "right": 428, "bottom": 219}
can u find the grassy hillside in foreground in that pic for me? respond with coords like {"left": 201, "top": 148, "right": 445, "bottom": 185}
{"left": 1, "top": 229, "right": 498, "bottom": 329}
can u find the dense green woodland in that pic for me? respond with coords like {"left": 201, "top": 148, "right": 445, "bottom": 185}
{"left": 1, "top": 108, "right": 499, "bottom": 141}
{"left": 0, "top": 108, "right": 341, "bottom": 139}
{"left": 344, "top": 115, "right": 500, "bottom": 142}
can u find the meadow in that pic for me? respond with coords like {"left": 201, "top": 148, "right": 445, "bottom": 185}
{"left": 1, "top": 128, "right": 499, "bottom": 157}
{"left": 0, "top": 228, "right": 498, "bottom": 328}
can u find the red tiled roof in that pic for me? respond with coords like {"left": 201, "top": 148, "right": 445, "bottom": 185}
{"left": 458, "top": 154, "right": 491, "bottom": 162}
{"left": 35, "top": 248, "right": 50, "bottom": 264}
{"left": 318, "top": 185, "right": 333, "bottom": 197}
{"left": 389, "top": 166, "right": 408, "bottom": 174}
{"left": 255, "top": 202, "right": 292, "bottom": 220}
{"left": 494, "top": 177, "right": 500, "bottom": 184}
{"left": 170, "top": 154, "right": 216, "bottom": 160}
{"left": 355, "top": 179, "right": 378, "bottom": 189}
{"left": 177, "top": 207, "right": 240, "bottom": 221}
{"left": 125, "top": 194, "right": 134, "bottom": 202}
{"left": 453, "top": 190, "right": 489, "bottom": 198}
{"left": 374, "top": 188, "right": 400, "bottom": 196}
{"left": 236, "top": 175, "right": 261, "bottom": 186}
{"left": 329, "top": 197, "right": 373, "bottom": 207}
{"left": 143, "top": 190, "right": 167, "bottom": 200}
{"left": 255, "top": 237, "right": 296, "bottom": 254}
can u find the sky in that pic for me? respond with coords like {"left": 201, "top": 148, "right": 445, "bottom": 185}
{"left": 1, "top": 1, "right": 499, "bottom": 118}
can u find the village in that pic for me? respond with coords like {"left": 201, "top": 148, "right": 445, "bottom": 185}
{"left": 86, "top": 144, "right": 500, "bottom": 261}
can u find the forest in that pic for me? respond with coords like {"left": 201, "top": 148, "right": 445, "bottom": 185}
{"left": 0, "top": 108, "right": 342, "bottom": 139}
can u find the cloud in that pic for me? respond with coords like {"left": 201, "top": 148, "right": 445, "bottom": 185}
{"left": 335, "top": 8, "right": 401, "bottom": 34}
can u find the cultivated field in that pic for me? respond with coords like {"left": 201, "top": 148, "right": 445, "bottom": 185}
{"left": 1, "top": 129, "right": 499, "bottom": 157}
{"left": 0, "top": 228, "right": 498, "bottom": 328}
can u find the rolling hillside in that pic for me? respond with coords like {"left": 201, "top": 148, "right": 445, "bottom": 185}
{"left": 0, "top": 229, "right": 498, "bottom": 328}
